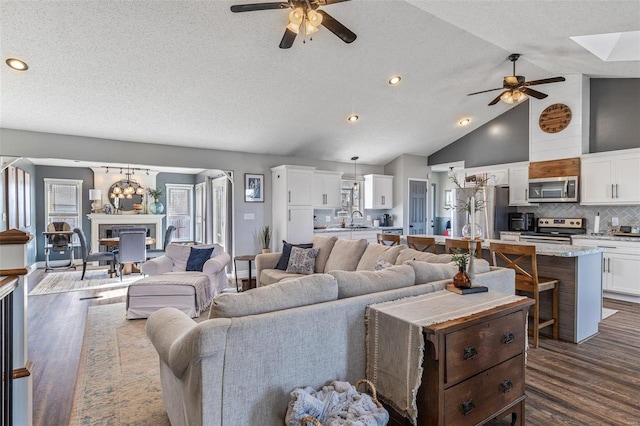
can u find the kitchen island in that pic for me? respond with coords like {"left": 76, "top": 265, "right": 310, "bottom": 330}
{"left": 413, "top": 235, "right": 604, "bottom": 344}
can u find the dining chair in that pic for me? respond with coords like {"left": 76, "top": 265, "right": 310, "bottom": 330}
{"left": 406, "top": 236, "right": 437, "bottom": 253}
{"left": 377, "top": 233, "right": 400, "bottom": 246}
{"left": 445, "top": 238, "right": 483, "bottom": 259}
{"left": 146, "top": 225, "right": 176, "bottom": 259}
{"left": 490, "top": 242, "right": 559, "bottom": 348}
{"left": 115, "top": 231, "right": 147, "bottom": 281}
{"left": 73, "top": 228, "right": 116, "bottom": 280}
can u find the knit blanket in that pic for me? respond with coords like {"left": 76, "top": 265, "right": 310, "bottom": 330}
{"left": 132, "top": 272, "right": 213, "bottom": 315}
{"left": 285, "top": 381, "right": 389, "bottom": 426}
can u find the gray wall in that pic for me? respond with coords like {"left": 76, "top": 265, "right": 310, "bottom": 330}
{"left": 590, "top": 78, "right": 640, "bottom": 153}
{"left": 427, "top": 101, "right": 530, "bottom": 167}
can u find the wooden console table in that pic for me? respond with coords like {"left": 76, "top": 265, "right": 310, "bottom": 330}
{"left": 367, "top": 291, "right": 533, "bottom": 426}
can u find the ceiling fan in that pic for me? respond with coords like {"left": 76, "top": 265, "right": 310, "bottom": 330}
{"left": 230, "top": 0, "right": 356, "bottom": 49}
{"left": 467, "top": 54, "right": 566, "bottom": 106}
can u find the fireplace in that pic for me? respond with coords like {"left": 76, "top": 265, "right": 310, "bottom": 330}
{"left": 87, "top": 214, "right": 165, "bottom": 254}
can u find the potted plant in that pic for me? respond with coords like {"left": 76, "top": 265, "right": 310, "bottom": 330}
{"left": 258, "top": 225, "right": 271, "bottom": 253}
{"left": 450, "top": 250, "right": 472, "bottom": 288}
{"left": 146, "top": 188, "right": 164, "bottom": 214}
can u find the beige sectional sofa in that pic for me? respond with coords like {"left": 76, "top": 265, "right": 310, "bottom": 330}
{"left": 146, "top": 242, "right": 515, "bottom": 425}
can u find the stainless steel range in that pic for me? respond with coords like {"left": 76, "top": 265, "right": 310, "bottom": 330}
{"left": 519, "top": 218, "right": 586, "bottom": 245}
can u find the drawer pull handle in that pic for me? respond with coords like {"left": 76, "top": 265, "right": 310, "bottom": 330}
{"left": 463, "top": 346, "right": 477, "bottom": 360}
{"left": 502, "top": 332, "right": 515, "bottom": 344}
{"left": 462, "top": 400, "right": 475, "bottom": 416}
{"left": 500, "top": 379, "right": 513, "bottom": 394}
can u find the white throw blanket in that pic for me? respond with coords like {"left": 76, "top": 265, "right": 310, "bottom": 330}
{"left": 285, "top": 381, "right": 389, "bottom": 426}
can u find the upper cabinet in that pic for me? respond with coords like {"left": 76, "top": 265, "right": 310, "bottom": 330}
{"left": 581, "top": 149, "right": 640, "bottom": 205}
{"left": 312, "top": 171, "right": 343, "bottom": 208}
{"left": 508, "top": 166, "right": 535, "bottom": 206}
{"left": 364, "top": 174, "right": 393, "bottom": 209}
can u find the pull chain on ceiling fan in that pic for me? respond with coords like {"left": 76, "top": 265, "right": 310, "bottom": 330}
{"left": 230, "top": 0, "right": 356, "bottom": 49}
{"left": 467, "top": 53, "right": 566, "bottom": 106}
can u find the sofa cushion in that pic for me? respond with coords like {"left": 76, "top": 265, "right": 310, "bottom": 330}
{"left": 260, "top": 269, "right": 305, "bottom": 286}
{"left": 324, "top": 239, "right": 368, "bottom": 272}
{"left": 286, "top": 247, "right": 319, "bottom": 275}
{"left": 186, "top": 246, "right": 214, "bottom": 271}
{"left": 166, "top": 244, "right": 222, "bottom": 272}
{"left": 329, "top": 265, "right": 415, "bottom": 299}
{"left": 405, "top": 259, "right": 492, "bottom": 285}
{"left": 356, "top": 244, "right": 406, "bottom": 271}
{"left": 209, "top": 274, "right": 338, "bottom": 318}
{"left": 395, "top": 249, "right": 452, "bottom": 265}
{"left": 276, "top": 241, "right": 313, "bottom": 270}
{"left": 312, "top": 235, "right": 338, "bottom": 273}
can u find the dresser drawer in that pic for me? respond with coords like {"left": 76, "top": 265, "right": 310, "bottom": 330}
{"left": 445, "top": 311, "right": 524, "bottom": 385}
{"left": 444, "top": 354, "right": 524, "bottom": 425}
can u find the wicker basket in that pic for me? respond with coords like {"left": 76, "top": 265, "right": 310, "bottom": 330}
{"left": 300, "top": 379, "right": 382, "bottom": 426}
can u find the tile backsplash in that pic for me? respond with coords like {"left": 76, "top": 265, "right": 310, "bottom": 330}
{"left": 518, "top": 204, "right": 640, "bottom": 232}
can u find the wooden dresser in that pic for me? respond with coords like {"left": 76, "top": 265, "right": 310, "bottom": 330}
{"left": 388, "top": 298, "right": 534, "bottom": 426}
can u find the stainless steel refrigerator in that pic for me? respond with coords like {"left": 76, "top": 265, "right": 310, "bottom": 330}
{"left": 451, "top": 186, "right": 515, "bottom": 239}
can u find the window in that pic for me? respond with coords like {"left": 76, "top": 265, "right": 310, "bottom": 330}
{"left": 44, "top": 178, "right": 82, "bottom": 243}
{"left": 166, "top": 184, "right": 193, "bottom": 242}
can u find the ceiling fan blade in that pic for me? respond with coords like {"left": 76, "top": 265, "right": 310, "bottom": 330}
{"left": 315, "top": 0, "right": 352, "bottom": 4}
{"left": 521, "top": 87, "right": 548, "bottom": 99}
{"left": 279, "top": 28, "right": 297, "bottom": 49}
{"left": 524, "top": 76, "right": 566, "bottom": 86}
{"left": 317, "top": 10, "right": 356, "bottom": 43}
{"left": 467, "top": 87, "right": 503, "bottom": 96}
{"left": 230, "top": 2, "right": 289, "bottom": 13}
{"left": 488, "top": 91, "right": 508, "bottom": 106}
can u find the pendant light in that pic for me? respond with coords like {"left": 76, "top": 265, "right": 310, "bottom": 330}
{"left": 351, "top": 156, "right": 359, "bottom": 186}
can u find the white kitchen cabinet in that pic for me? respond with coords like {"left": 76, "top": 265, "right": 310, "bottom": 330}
{"left": 312, "top": 171, "right": 343, "bottom": 208}
{"left": 364, "top": 174, "right": 393, "bottom": 209}
{"left": 581, "top": 149, "right": 640, "bottom": 205}
{"left": 508, "top": 167, "right": 535, "bottom": 206}
{"left": 572, "top": 238, "right": 640, "bottom": 297}
{"left": 271, "top": 165, "right": 316, "bottom": 250}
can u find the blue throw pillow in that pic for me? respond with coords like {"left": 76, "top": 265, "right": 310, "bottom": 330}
{"left": 275, "top": 240, "right": 313, "bottom": 270}
{"left": 186, "top": 247, "right": 214, "bottom": 272}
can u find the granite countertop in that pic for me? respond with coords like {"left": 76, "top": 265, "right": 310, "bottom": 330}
{"left": 314, "top": 226, "right": 402, "bottom": 233}
{"left": 417, "top": 235, "right": 604, "bottom": 257}
{"left": 570, "top": 234, "right": 640, "bottom": 243}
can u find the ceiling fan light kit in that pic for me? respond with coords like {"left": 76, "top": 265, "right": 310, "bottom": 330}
{"left": 468, "top": 53, "right": 566, "bottom": 106}
{"left": 231, "top": 0, "right": 356, "bottom": 49}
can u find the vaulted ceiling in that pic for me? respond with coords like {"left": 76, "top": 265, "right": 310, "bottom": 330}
{"left": 1, "top": 0, "right": 638, "bottom": 165}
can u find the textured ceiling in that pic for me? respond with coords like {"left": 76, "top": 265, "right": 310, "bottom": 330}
{"left": 1, "top": 0, "right": 639, "bottom": 165}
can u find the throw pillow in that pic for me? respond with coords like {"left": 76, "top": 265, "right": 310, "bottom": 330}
{"left": 374, "top": 257, "right": 394, "bottom": 271}
{"left": 186, "top": 246, "right": 214, "bottom": 271}
{"left": 276, "top": 240, "right": 313, "bottom": 270}
{"left": 324, "top": 239, "right": 368, "bottom": 272}
{"left": 286, "top": 247, "right": 319, "bottom": 275}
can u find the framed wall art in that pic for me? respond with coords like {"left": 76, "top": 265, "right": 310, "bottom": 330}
{"left": 244, "top": 174, "right": 264, "bottom": 203}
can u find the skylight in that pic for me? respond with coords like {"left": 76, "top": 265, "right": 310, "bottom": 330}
{"left": 570, "top": 30, "right": 640, "bottom": 62}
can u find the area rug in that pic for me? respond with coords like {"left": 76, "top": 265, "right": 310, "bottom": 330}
{"left": 70, "top": 302, "right": 208, "bottom": 425}
{"left": 29, "top": 270, "right": 143, "bottom": 295}
{"left": 602, "top": 307, "right": 618, "bottom": 319}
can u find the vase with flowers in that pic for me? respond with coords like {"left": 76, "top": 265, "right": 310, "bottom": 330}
{"left": 147, "top": 188, "right": 164, "bottom": 214}
{"left": 451, "top": 250, "right": 472, "bottom": 289}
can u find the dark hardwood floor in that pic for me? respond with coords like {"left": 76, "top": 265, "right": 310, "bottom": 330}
{"left": 27, "top": 268, "right": 640, "bottom": 425}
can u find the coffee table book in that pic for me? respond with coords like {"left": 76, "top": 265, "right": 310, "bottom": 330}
{"left": 446, "top": 283, "right": 488, "bottom": 294}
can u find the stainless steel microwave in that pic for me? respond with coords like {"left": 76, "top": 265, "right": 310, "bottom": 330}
{"left": 528, "top": 176, "right": 579, "bottom": 202}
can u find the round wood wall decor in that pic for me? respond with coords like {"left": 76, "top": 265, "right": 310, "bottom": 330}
{"left": 539, "top": 103, "right": 572, "bottom": 133}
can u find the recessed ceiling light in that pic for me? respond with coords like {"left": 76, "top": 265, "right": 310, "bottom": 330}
{"left": 458, "top": 118, "right": 471, "bottom": 126}
{"left": 388, "top": 75, "right": 401, "bottom": 85}
{"left": 6, "top": 58, "right": 28, "bottom": 71}
{"left": 347, "top": 114, "right": 359, "bottom": 122}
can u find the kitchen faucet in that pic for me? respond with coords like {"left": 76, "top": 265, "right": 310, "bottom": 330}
{"left": 350, "top": 210, "right": 363, "bottom": 226}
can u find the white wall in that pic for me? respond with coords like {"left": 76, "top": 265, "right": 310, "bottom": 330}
{"left": 384, "top": 154, "right": 429, "bottom": 232}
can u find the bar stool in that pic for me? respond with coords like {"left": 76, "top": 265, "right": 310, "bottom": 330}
{"left": 406, "top": 236, "right": 437, "bottom": 253}
{"left": 445, "top": 238, "right": 483, "bottom": 259}
{"left": 377, "top": 233, "right": 400, "bottom": 246}
{"left": 490, "top": 242, "right": 559, "bottom": 348}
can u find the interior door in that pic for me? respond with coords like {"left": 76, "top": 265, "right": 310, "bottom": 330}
{"left": 409, "top": 180, "right": 427, "bottom": 235}
{"left": 211, "top": 176, "right": 228, "bottom": 248}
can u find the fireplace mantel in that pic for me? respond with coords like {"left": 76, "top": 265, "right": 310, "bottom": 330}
{"left": 87, "top": 214, "right": 165, "bottom": 253}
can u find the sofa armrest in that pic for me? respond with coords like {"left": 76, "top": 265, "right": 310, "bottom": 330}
{"left": 255, "top": 252, "right": 282, "bottom": 286}
{"left": 140, "top": 255, "right": 173, "bottom": 275}
{"left": 146, "top": 307, "right": 231, "bottom": 378}
{"left": 203, "top": 252, "right": 231, "bottom": 275}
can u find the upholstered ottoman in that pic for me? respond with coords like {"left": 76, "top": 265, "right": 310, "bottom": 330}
{"left": 126, "top": 272, "right": 213, "bottom": 319}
